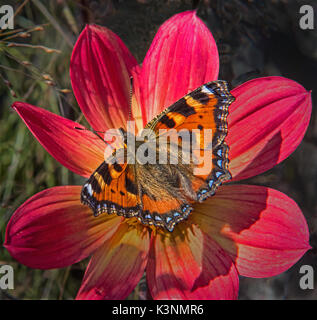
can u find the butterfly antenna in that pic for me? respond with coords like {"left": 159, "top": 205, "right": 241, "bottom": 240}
{"left": 128, "top": 76, "right": 133, "bottom": 121}
{"left": 74, "top": 126, "right": 111, "bottom": 146}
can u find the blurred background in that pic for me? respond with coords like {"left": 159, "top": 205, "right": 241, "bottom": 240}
{"left": 0, "top": 0, "right": 316, "bottom": 300}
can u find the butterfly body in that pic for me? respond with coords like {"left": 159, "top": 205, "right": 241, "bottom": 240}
{"left": 81, "top": 80, "right": 235, "bottom": 231}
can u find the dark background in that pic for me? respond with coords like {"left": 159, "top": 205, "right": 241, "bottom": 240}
{"left": 0, "top": 0, "right": 316, "bottom": 299}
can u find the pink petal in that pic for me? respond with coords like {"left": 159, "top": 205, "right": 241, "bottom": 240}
{"left": 228, "top": 76, "right": 312, "bottom": 181}
{"left": 70, "top": 24, "right": 141, "bottom": 131}
{"left": 192, "top": 184, "right": 311, "bottom": 278}
{"left": 147, "top": 224, "right": 239, "bottom": 300}
{"left": 130, "top": 67, "right": 145, "bottom": 133}
{"left": 13, "top": 102, "right": 105, "bottom": 178}
{"left": 139, "top": 10, "right": 219, "bottom": 124}
{"left": 76, "top": 222, "right": 149, "bottom": 300}
{"left": 4, "top": 186, "right": 122, "bottom": 269}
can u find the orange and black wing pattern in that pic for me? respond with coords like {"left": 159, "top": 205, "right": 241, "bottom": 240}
{"left": 81, "top": 161, "right": 140, "bottom": 218}
{"left": 138, "top": 191, "right": 193, "bottom": 232}
{"left": 146, "top": 80, "right": 235, "bottom": 201}
{"left": 81, "top": 160, "right": 193, "bottom": 231}
{"left": 145, "top": 80, "right": 232, "bottom": 148}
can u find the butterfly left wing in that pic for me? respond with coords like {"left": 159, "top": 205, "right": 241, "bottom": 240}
{"left": 81, "top": 161, "right": 140, "bottom": 218}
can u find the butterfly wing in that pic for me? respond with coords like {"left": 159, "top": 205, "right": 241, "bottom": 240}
{"left": 81, "top": 160, "right": 191, "bottom": 231}
{"left": 81, "top": 161, "right": 139, "bottom": 218}
{"left": 145, "top": 80, "right": 232, "bottom": 148}
{"left": 139, "top": 80, "right": 235, "bottom": 212}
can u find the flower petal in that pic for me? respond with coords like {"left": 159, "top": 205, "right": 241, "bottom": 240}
{"left": 4, "top": 186, "right": 122, "bottom": 269}
{"left": 70, "top": 24, "right": 140, "bottom": 131}
{"left": 147, "top": 224, "right": 239, "bottom": 300}
{"left": 76, "top": 222, "right": 149, "bottom": 300}
{"left": 192, "top": 184, "right": 311, "bottom": 278}
{"left": 139, "top": 10, "right": 219, "bottom": 124}
{"left": 13, "top": 102, "right": 105, "bottom": 177}
{"left": 228, "top": 76, "right": 312, "bottom": 181}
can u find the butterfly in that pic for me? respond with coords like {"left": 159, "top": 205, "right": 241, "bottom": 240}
{"left": 81, "top": 80, "right": 235, "bottom": 232}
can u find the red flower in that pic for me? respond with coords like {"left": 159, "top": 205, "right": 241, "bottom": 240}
{"left": 4, "top": 11, "right": 312, "bottom": 300}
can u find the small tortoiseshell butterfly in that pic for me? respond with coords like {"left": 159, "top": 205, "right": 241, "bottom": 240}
{"left": 81, "top": 80, "right": 235, "bottom": 231}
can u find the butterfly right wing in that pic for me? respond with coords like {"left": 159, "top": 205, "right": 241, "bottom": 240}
{"left": 144, "top": 80, "right": 234, "bottom": 201}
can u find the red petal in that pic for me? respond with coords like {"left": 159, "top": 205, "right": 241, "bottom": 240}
{"left": 76, "top": 222, "right": 149, "bottom": 300}
{"left": 228, "top": 76, "right": 312, "bottom": 181}
{"left": 139, "top": 10, "right": 219, "bottom": 124}
{"left": 70, "top": 24, "right": 140, "bottom": 131}
{"left": 192, "top": 184, "right": 311, "bottom": 278}
{"left": 13, "top": 102, "right": 105, "bottom": 177}
{"left": 147, "top": 224, "right": 239, "bottom": 300}
{"left": 4, "top": 186, "right": 122, "bottom": 269}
